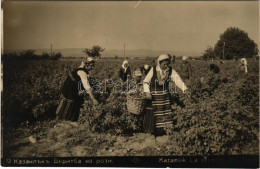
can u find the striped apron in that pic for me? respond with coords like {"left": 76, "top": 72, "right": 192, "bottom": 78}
{"left": 143, "top": 90, "right": 173, "bottom": 135}
{"left": 143, "top": 66, "right": 173, "bottom": 136}
{"left": 57, "top": 67, "right": 87, "bottom": 122}
{"left": 56, "top": 95, "right": 82, "bottom": 122}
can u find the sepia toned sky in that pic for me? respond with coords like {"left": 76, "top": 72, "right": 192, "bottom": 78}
{"left": 3, "top": 1, "right": 259, "bottom": 55}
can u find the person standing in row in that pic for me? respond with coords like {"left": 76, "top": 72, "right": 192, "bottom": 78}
{"left": 169, "top": 54, "right": 176, "bottom": 65}
{"left": 56, "top": 57, "right": 99, "bottom": 122}
{"left": 179, "top": 56, "right": 192, "bottom": 81}
{"left": 143, "top": 54, "right": 188, "bottom": 136}
{"left": 238, "top": 58, "right": 248, "bottom": 73}
{"left": 119, "top": 60, "right": 132, "bottom": 82}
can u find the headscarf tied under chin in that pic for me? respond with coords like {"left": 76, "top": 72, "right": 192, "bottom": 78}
{"left": 240, "top": 58, "right": 248, "bottom": 73}
{"left": 80, "top": 57, "right": 95, "bottom": 67}
{"left": 122, "top": 60, "right": 129, "bottom": 73}
{"left": 157, "top": 54, "right": 170, "bottom": 81}
{"left": 144, "top": 64, "right": 149, "bottom": 70}
{"left": 157, "top": 54, "right": 170, "bottom": 66}
{"left": 241, "top": 58, "right": 247, "bottom": 66}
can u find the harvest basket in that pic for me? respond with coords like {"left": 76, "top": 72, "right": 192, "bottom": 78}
{"left": 126, "top": 94, "right": 147, "bottom": 115}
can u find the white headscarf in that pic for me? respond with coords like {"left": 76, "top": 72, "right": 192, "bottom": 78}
{"left": 80, "top": 57, "right": 95, "bottom": 67}
{"left": 182, "top": 56, "right": 188, "bottom": 61}
{"left": 157, "top": 54, "right": 170, "bottom": 79}
{"left": 122, "top": 60, "right": 129, "bottom": 73}
{"left": 157, "top": 54, "right": 169, "bottom": 66}
{"left": 144, "top": 64, "right": 149, "bottom": 70}
{"left": 241, "top": 58, "right": 248, "bottom": 73}
{"left": 241, "top": 58, "right": 247, "bottom": 65}
{"left": 86, "top": 57, "right": 95, "bottom": 63}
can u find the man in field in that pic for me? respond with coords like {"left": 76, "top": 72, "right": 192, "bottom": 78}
{"left": 179, "top": 56, "right": 192, "bottom": 81}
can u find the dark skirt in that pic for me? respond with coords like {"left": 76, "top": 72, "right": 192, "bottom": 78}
{"left": 56, "top": 95, "right": 83, "bottom": 122}
{"left": 143, "top": 91, "right": 173, "bottom": 136}
{"left": 143, "top": 100, "right": 155, "bottom": 133}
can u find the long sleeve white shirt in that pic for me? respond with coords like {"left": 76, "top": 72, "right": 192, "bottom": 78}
{"left": 77, "top": 70, "right": 92, "bottom": 91}
{"left": 143, "top": 66, "right": 188, "bottom": 93}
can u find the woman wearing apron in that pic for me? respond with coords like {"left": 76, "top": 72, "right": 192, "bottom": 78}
{"left": 56, "top": 57, "right": 99, "bottom": 122}
{"left": 143, "top": 54, "right": 188, "bottom": 136}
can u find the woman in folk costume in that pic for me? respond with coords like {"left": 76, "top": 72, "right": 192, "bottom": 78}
{"left": 56, "top": 57, "right": 99, "bottom": 122}
{"left": 143, "top": 54, "right": 188, "bottom": 136}
{"left": 238, "top": 58, "right": 248, "bottom": 73}
{"left": 119, "top": 60, "right": 132, "bottom": 82}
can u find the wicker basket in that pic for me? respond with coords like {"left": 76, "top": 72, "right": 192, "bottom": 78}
{"left": 126, "top": 94, "right": 147, "bottom": 115}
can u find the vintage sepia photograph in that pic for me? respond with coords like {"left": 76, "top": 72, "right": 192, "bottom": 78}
{"left": 1, "top": 0, "right": 259, "bottom": 167}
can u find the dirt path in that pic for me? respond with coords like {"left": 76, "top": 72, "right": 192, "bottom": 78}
{"left": 5, "top": 121, "right": 178, "bottom": 157}
{"left": 5, "top": 120, "right": 258, "bottom": 157}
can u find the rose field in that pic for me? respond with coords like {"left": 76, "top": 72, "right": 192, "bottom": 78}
{"left": 2, "top": 58, "right": 259, "bottom": 157}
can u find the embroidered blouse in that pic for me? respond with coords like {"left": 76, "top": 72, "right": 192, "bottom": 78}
{"left": 143, "top": 66, "right": 188, "bottom": 93}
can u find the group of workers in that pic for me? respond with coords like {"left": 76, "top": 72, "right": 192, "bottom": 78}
{"left": 119, "top": 55, "right": 192, "bottom": 84}
{"left": 56, "top": 54, "right": 249, "bottom": 136}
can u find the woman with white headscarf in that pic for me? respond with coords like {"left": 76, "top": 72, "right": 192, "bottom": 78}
{"left": 143, "top": 54, "right": 188, "bottom": 136}
{"left": 56, "top": 57, "right": 99, "bottom": 121}
{"left": 119, "top": 60, "right": 132, "bottom": 82}
{"left": 238, "top": 58, "right": 248, "bottom": 73}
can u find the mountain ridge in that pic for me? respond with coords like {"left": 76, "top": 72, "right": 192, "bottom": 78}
{"left": 3, "top": 48, "right": 201, "bottom": 57}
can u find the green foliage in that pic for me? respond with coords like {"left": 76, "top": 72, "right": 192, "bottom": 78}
{"left": 3, "top": 60, "right": 71, "bottom": 125}
{"left": 214, "top": 27, "right": 259, "bottom": 59}
{"left": 3, "top": 50, "right": 62, "bottom": 60}
{"left": 49, "top": 52, "right": 62, "bottom": 60}
{"left": 169, "top": 73, "right": 259, "bottom": 155}
{"left": 42, "top": 51, "right": 62, "bottom": 60}
{"left": 1, "top": 53, "right": 20, "bottom": 60}
{"left": 41, "top": 52, "right": 50, "bottom": 59}
{"left": 83, "top": 45, "right": 105, "bottom": 58}
{"left": 202, "top": 46, "right": 215, "bottom": 60}
{"left": 3, "top": 58, "right": 259, "bottom": 155}
{"left": 78, "top": 92, "right": 142, "bottom": 135}
{"left": 19, "top": 49, "right": 37, "bottom": 59}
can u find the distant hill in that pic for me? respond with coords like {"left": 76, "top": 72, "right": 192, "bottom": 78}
{"left": 3, "top": 48, "right": 201, "bottom": 58}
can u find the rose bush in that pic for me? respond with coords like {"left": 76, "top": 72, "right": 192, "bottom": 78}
{"left": 3, "top": 58, "right": 259, "bottom": 154}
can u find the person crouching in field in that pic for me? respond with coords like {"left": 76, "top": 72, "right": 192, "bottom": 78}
{"left": 209, "top": 64, "right": 220, "bottom": 74}
{"left": 238, "top": 58, "right": 248, "bottom": 73}
{"left": 143, "top": 54, "right": 188, "bottom": 136}
{"left": 119, "top": 60, "right": 132, "bottom": 82}
{"left": 200, "top": 63, "right": 220, "bottom": 84}
{"left": 179, "top": 56, "right": 192, "bottom": 81}
{"left": 56, "top": 57, "right": 99, "bottom": 122}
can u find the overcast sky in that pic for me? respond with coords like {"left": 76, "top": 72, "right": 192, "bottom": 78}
{"left": 3, "top": 1, "right": 259, "bottom": 55}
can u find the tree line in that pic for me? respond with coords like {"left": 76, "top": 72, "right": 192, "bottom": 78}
{"left": 2, "top": 45, "right": 105, "bottom": 61}
{"left": 202, "top": 27, "right": 259, "bottom": 60}
{"left": 2, "top": 27, "right": 258, "bottom": 61}
{"left": 2, "top": 49, "right": 62, "bottom": 60}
